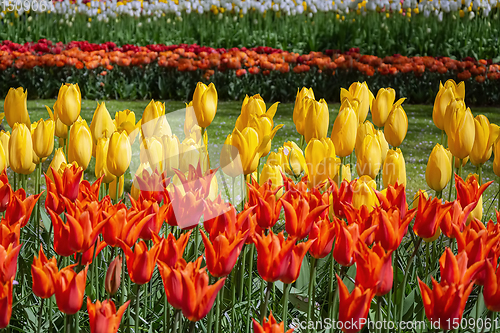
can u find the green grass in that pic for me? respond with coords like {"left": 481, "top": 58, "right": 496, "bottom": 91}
{"left": 2, "top": 99, "right": 500, "bottom": 220}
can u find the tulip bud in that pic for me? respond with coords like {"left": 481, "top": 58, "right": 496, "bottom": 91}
{"left": 0, "top": 131, "right": 10, "bottom": 168}
{"left": 4, "top": 87, "right": 30, "bottom": 128}
{"left": 426, "top": 144, "right": 452, "bottom": 192}
{"left": 107, "top": 131, "right": 132, "bottom": 177}
{"left": 303, "top": 97, "right": 329, "bottom": 144}
{"left": 105, "top": 256, "right": 122, "bottom": 295}
{"left": 382, "top": 148, "right": 406, "bottom": 188}
{"left": 47, "top": 148, "right": 67, "bottom": 182}
{"left": 68, "top": 118, "right": 92, "bottom": 170}
{"left": 235, "top": 94, "right": 267, "bottom": 131}
{"left": 192, "top": 82, "right": 218, "bottom": 128}
{"left": 446, "top": 102, "right": 475, "bottom": 160}
{"left": 260, "top": 162, "right": 284, "bottom": 198}
{"left": 95, "top": 138, "right": 115, "bottom": 184}
{"left": 230, "top": 127, "right": 266, "bottom": 176}
{"left": 131, "top": 182, "right": 140, "bottom": 201}
{"left": 470, "top": 115, "right": 500, "bottom": 166}
{"left": 114, "top": 109, "right": 136, "bottom": 134}
{"left": 47, "top": 104, "right": 68, "bottom": 139}
{"left": 384, "top": 98, "right": 408, "bottom": 147}
{"left": 32, "top": 119, "right": 55, "bottom": 160}
{"left": 355, "top": 121, "right": 375, "bottom": 157}
{"left": 375, "top": 130, "right": 389, "bottom": 164}
{"left": 90, "top": 102, "right": 116, "bottom": 151}
{"left": 352, "top": 175, "right": 379, "bottom": 211}
{"left": 331, "top": 102, "right": 357, "bottom": 157}
{"left": 161, "top": 134, "right": 180, "bottom": 177}
{"left": 279, "top": 141, "right": 306, "bottom": 177}
{"left": 0, "top": 144, "right": 6, "bottom": 172}
{"left": 109, "top": 175, "right": 124, "bottom": 202}
{"left": 293, "top": 87, "right": 315, "bottom": 136}
{"left": 372, "top": 88, "right": 396, "bottom": 128}
{"left": 9, "top": 123, "right": 35, "bottom": 174}
{"left": 305, "top": 138, "right": 340, "bottom": 188}
{"left": 356, "top": 134, "right": 382, "bottom": 179}
{"left": 334, "top": 164, "right": 351, "bottom": 184}
{"left": 56, "top": 83, "right": 81, "bottom": 127}
{"left": 341, "top": 82, "right": 374, "bottom": 124}
{"left": 140, "top": 137, "right": 163, "bottom": 173}
{"left": 142, "top": 100, "right": 167, "bottom": 138}
{"left": 432, "top": 83, "right": 455, "bottom": 131}
{"left": 220, "top": 134, "right": 243, "bottom": 178}
{"left": 494, "top": 142, "right": 500, "bottom": 177}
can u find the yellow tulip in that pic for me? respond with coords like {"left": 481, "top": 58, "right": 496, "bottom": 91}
{"left": 372, "top": 88, "right": 396, "bottom": 128}
{"left": 352, "top": 175, "right": 379, "bottom": 211}
{"left": 192, "top": 82, "right": 218, "bottom": 128}
{"left": 179, "top": 137, "right": 206, "bottom": 173}
{"left": 384, "top": 98, "right": 407, "bottom": 147}
{"left": 161, "top": 134, "right": 180, "bottom": 177}
{"left": 46, "top": 105, "right": 68, "bottom": 139}
{"left": 432, "top": 82, "right": 455, "bottom": 131}
{"left": 425, "top": 144, "right": 452, "bottom": 192}
{"left": 355, "top": 121, "right": 375, "bottom": 157}
{"left": 114, "top": 109, "right": 136, "bottom": 133}
{"left": 142, "top": 100, "right": 167, "bottom": 138}
{"left": 95, "top": 138, "right": 116, "bottom": 183}
{"left": 55, "top": 83, "right": 81, "bottom": 127}
{"left": 470, "top": 115, "right": 500, "bottom": 166}
{"left": 235, "top": 95, "right": 277, "bottom": 131}
{"left": 220, "top": 134, "right": 244, "bottom": 178}
{"left": 184, "top": 102, "right": 205, "bottom": 144}
{"left": 293, "top": 87, "right": 315, "bottom": 136}
{"left": 230, "top": 127, "right": 267, "bottom": 176}
{"left": 90, "top": 102, "right": 116, "bottom": 145}
{"left": 340, "top": 82, "right": 374, "bottom": 124}
{"left": 9, "top": 123, "right": 35, "bottom": 174}
{"left": 32, "top": 119, "right": 55, "bottom": 160}
{"left": 107, "top": 131, "right": 132, "bottom": 177}
{"left": 382, "top": 148, "right": 406, "bottom": 188}
{"left": 305, "top": 138, "right": 340, "bottom": 188}
{"left": 4, "top": 87, "right": 30, "bottom": 128}
{"left": 494, "top": 142, "right": 500, "bottom": 177}
{"left": 444, "top": 148, "right": 468, "bottom": 168}
{"left": 140, "top": 137, "right": 164, "bottom": 173}
{"left": 356, "top": 134, "right": 382, "bottom": 179}
{"left": 303, "top": 97, "right": 329, "bottom": 143}
{"left": 68, "top": 118, "right": 92, "bottom": 170}
{"left": 248, "top": 114, "right": 283, "bottom": 157}
{"left": 0, "top": 131, "right": 9, "bottom": 168}
{"left": 109, "top": 175, "right": 125, "bottom": 202}
{"left": 131, "top": 183, "right": 140, "bottom": 201}
{"left": 47, "top": 148, "right": 67, "bottom": 181}
{"left": 334, "top": 163, "right": 351, "bottom": 185}
{"left": 279, "top": 141, "right": 307, "bottom": 177}
{"left": 260, "top": 162, "right": 284, "bottom": 197}
{"left": 444, "top": 79, "right": 465, "bottom": 99}
{"left": 375, "top": 130, "right": 389, "bottom": 164}
{"left": 446, "top": 101, "right": 475, "bottom": 160}
{"left": 331, "top": 102, "right": 357, "bottom": 157}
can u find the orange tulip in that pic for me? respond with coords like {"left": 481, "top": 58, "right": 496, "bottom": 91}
{"left": 119, "top": 240, "right": 161, "bottom": 285}
{"left": 247, "top": 180, "right": 283, "bottom": 230}
{"left": 0, "top": 220, "right": 19, "bottom": 249}
{"left": 329, "top": 179, "right": 355, "bottom": 219}
{"left": 31, "top": 246, "right": 58, "bottom": 299}
{"left": 455, "top": 174, "right": 492, "bottom": 223}
{"left": 0, "top": 172, "right": 11, "bottom": 213}
{"left": 337, "top": 276, "right": 374, "bottom": 333}
{"left": 483, "top": 260, "right": 500, "bottom": 312}
{"left": 105, "top": 256, "right": 122, "bottom": 296}
{"left": 440, "top": 200, "right": 477, "bottom": 238}
{"left": 201, "top": 229, "right": 248, "bottom": 277}
{"left": 0, "top": 243, "right": 20, "bottom": 284}
{"left": 54, "top": 264, "right": 88, "bottom": 314}
{"left": 372, "top": 207, "right": 416, "bottom": 252}
{"left": 309, "top": 216, "right": 337, "bottom": 259}
{"left": 87, "top": 298, "right": 130, "bottom": 333}
{"left": 253, "top": 312, "right": 294, "bottom": 333}
{"left": 4, "top": 188, "right": 42, "bottom": 228}
{"left": 334, "top": 221, "right": 361, "bottom": 267}
{"left": 282, "top": 194, "right": 328, "bottom": 240}
{"left": 355, "top": 242, "right": 393, "bottom": 296}
{"left": 158, "top": 257, "right": 200, "bottom": 311}
{"left": 153, "top": 231, "right": 191, "bottom": 268}
{"left": 254, "top": 231, "right": 313, "bottom": 284}
{"left": 129, "top": 196, "right": 168, "bottom": 241}
{"left": 413, "top": 194, "right": 453, "bottom": 241}
{"left": 164, "top": 184, "right": 206, "bottom": 230}
{"left": 0, "top": 278, "right": 13, "bottom": 329}
{"left": 46, "top": 163, "right": 83, "bottom": 202}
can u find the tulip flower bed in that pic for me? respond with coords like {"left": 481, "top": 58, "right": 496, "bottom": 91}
{"left": 1, "top": 41, "right": 500, "bottom": 104}
{"left": 1, "top": 6, "right": 500, "bottom": 59}
{"left": 1, "top": 79, "right": 500, "bottom": 333}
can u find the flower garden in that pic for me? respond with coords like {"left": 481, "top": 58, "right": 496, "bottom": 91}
{"left": 1, "top": 1, "right": 500, "bottom": 333}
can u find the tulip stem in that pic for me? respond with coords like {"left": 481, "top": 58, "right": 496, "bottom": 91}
{"left": 36, "top": 298, "right": 44, "bottom": 333}
{"left": 188, "top": 321, "right": 196, "bottom": 333}
{"left": 74, "top": 312, "right": 79, "bottom": 333}
{"left": 260, "top": 281, "right": 273, "bottom": 322}
{"left": 376, "top": 296, "right": 383, "bottom": 333}
{"left": 338, "top": 157, "right": 344, "bottom": 185}
{"left": 173, "top": 309, "right": 180, "bottom": 333}
{"left": 135, "top": 284, "right": 141, "bottom": 333}
{"left": 397, "top": 238, "right": 422, "bottom": 333}
{"left": 193, "top": 225, "right": 200, "bottom": 258}
{"left": 239, "top": 245, "right": 247, "bottom": 301}
{"left": 245, "top": 245, "right": 255, "bottom": 333}
{"left": 164, "top": 295, "right": 170, "bottom": 333}
{"left": 478, "top": 165, "right": 483, "bottom": 185}
{"left": 448, "top": 158, "right": 455, "bottom": 202}
{"left": 215, "top": 284, "right": 221, "bottom": 333}
{"left": 207, "top": 277, "right": 214, "bottom": 333}
{"left": 230, "top": 268, "right": 236, "bottom": 330}
{"left": 65, "top": 127, "right": 71, "bottom": 161}
{"left": 476, "top": 286, "right": 483, "bottom": 333}
{"left": 115, "top": 177, "right": 120, "bottom": 204}
{"left": 306, "top": 258, "right": 317, "bottom": 333}
{"left": 283, "top": 283, "right": 291, "bottom": 331}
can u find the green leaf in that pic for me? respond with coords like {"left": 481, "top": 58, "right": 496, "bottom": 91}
{"left": 40, "top": 207, "right": 51, "bottom": 231}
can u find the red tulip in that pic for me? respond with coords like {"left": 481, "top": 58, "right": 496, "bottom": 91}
{"left": 247, "top": 180, "right": 282, "bottom": 230}
{"left": 78, "top": 238, "right": 107, "bottom": 265}
{"left": 54, "top": 264, "right": 88, "bottom": 314}
{"left": 334, "top": 220, "right": 375, "bottom": 267}
{"left": 0, "top": 278, "right": 13, "bottom": 328}
{"left": 282, "top": 194, "right": 328, "bottom": 240}
{"left": 5, "top": 188, "right": 42, "bottom": 228}
{"left": 87, "top": 298, "right": 130, "bottom": 333}
{"left": 413, "top": 195, "right": 452, "bottom": 240}
{"left": 440, "top": 200, "right": 476, "bottom": 238}
{"left": 455, "top": 174, "right": 492, "bottom": 209}
{"left": 165, "top": 184, "right": 206, "bottom": 230}
{"left": 309, "top": 216, "right": 337, "bottom": 259}
{"left": 0, "top": 243, "right": 21, "bottom": 284}
{"left": 158, "top": 258, "right": 199, "bottom": 310}
{"left": 253, "top": 312, "right": 294, "bottom": 333}
{"left": 374, "top": 182, "right": 407, "bottom": 218}
{"left": 47, "top": 164, "right": 83, "bottom": 202}
{"left": 0, "top": 220, "right": 19, "bottom": 249}
{"left": 328, "top": 179, "right": 354, "bottom": 219}
{"left": 483, "top": 260, "right": 500, "bottom": 312}
{"left": 372, "top": 207, "right": 415, "bottom": 251}
{"left": 31, "top": 246, "right": 58, "bottom": 299}
{"left": 337, "top": 276, "right": 374, "bottom": 333}
{"left": 134, "top": 168, "right": 168, "bottom": 203}
{"left": 129, "top": 197, "right": 168, "bottom": 241}
{"left": 354, "top": 242, "right": 393, "bottom": 296}
{"left": 0, "top": 172, "right": 12, "bottom": 213}
{"left": 173, "top": 164, "right": 217, "bottom": 200}
{"left": 201, "top": 229, "right": 247, "bottom": 277}
{"left": 119, "top": 239, "right": 161, "bottom": 285}
{"left": 153, "top": 231, "right": 191, "bottom": 267}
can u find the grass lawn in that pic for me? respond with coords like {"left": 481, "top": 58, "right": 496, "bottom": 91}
{"left": 2, "top": 99, "right": 500, "bottom": 221}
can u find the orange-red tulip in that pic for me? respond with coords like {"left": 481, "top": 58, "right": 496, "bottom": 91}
{"left": 31, "top": 246, "right": 58, "bottom": 299}
{"left": 54, "top": 264, "right": 88, "bottom": 314}
{"left": 0, "top": 278, "right": 13, "bottom": 329}
{"left": 282, "top": 194, "right": 328, "bottom": 240}
{"left": 0, "top": 243, "right": 20, "bottom": 285}
{"left": 247, "top": 180, "right": 283, "bottom": 230}
{"left": 119, "top": 240, "right": 161, "bottom": 285}
{"left": 153, "top": 231, "right": 191, "bottom": 268}
{"left": 372, "top": 207, "right": 416, "bottom": 252}
{"left": 337, "top": 276, "right": 374, "bottom": 333}
{"left": 105, "top": 256, "right": 122, "bottom": 296}
{"left": 164, "top": 184, "right": 206, "bottom": 230}
{"left": 87, "top": 298, "right": 130, "bottom": 333}
{"left": 201, "top": 229, "right": 248, "bottom": 277}
{"left": 0, "top": 220, "right": 20, "bottom": 249}
{"left": 483, "top": 260, "right": 500, "bottom": 312}
{"left": 413, "top": 195, "right": 453, "bottom": 241}
{"left": 309, "top": 216, "right": 337, "bottom": 259}
{"left": 4, "top": 188, "right": 41, "bottom": 228}
{"left": 355, "top": 242, "right": 393, "bottom": 296}
{"left": 253, "top": 312, "right": 294, "bottom": 333}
